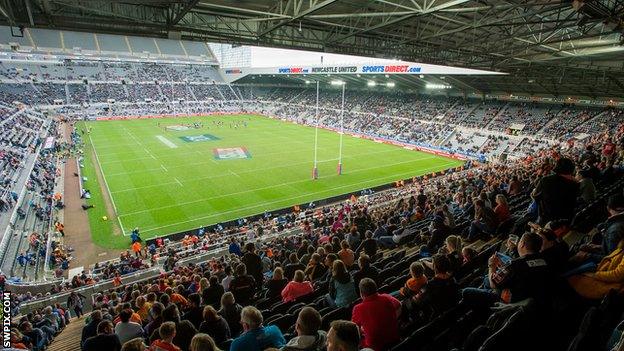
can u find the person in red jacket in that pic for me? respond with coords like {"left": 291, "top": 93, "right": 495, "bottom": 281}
{"left": 351, "top": 278, "right": 401, "bottom": 351}
{"left": 281, "top": 270, "right": 313, "bottom": 302}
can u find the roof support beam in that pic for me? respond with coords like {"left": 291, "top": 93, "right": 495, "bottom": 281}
{"left": 259, "top": 0, "right": 339, "bottom": 37}
{"left": 170, "top": 0, "right": 200, "bottom": 27}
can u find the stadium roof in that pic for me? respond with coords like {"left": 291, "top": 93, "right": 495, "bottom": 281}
{"left": 0, "top": 0, "right": 623, "bottom": 98}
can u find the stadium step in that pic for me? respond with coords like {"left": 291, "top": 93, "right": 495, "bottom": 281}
{"left": 48, "top": 315, "right": 88, "bottom": 351}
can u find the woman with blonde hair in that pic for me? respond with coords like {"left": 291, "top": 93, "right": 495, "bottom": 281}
{"left": 265, "top": 266, "right": 288, "bottom": 299}
{"left": 218, "top": 292, "right": 243, "bottom": 337}
{"left": 281, "top": 270, "right": 313, "bottom": 302}
{"left": 190, "top": 333, "right": 221, "bottom": 351}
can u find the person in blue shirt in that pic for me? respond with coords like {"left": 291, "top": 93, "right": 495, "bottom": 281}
{"left": 229, "top": 238, "right": 242, "bottom": 257}
{"left": 230, "top": 306, "right": 285, "bottom": 351}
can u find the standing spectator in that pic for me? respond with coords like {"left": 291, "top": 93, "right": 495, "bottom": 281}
{"left": 532, "top": 157, "right": 580, "bottom": 224}
{"left": 281, "top": 270, "right": 313, "bottom": 302}
{"left": 281, "top": 307, "right": 327, "bottom": 351}
{"left": 83, "top": 321, "right": 122, "bottom": 351}
{"left": 230, "top": 306, "right": 286, "bottom": 351}
{"left": 352, "top": 278, "right": 401, "bottom": 351}
{"left": 242, "top": 243, "right": 264, "bottom": 286}
{"left": 67, "top": 291, "right": 87, "bottom": 318}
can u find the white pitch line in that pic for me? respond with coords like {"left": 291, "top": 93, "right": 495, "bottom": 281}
{"left": 133, "top": 161, "right": 459, "bottom": 234}
{"left": 174, "top": 178, "right": 183, "bottom": 186}
{"left": 117, "top": 159, "right": 457, "bottom": 217}
{"left": 110, "top": 154, "right": 438, "bottom": 194}
{"left": 228, "top": 170, "right": 241, "bottom": 178}
{"left": 161, "top": 164, "right": 168, "bottom": 172}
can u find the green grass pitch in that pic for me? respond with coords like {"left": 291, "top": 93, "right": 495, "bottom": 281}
{"left": 79, "top": 114, "right": 464, "bottom": 249}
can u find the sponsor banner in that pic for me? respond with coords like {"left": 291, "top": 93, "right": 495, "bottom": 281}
{"left": 213, "top": 147, "right": 251, "bottom": 160}
{"left": 277, "top": 64, "right": 421, "bottom": 75}
{"left": 225, "top": 69, "right": 242, "bottom": 74}
{"left": 180, "top": 134, "right": 220, "bottom": 143}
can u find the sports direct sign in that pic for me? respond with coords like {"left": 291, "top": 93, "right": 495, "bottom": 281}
{"left": 277, "top": 64, "right": 421, "bottom": 74}
{"left": 220, "top": 62, "right": 504, "bottom": 81}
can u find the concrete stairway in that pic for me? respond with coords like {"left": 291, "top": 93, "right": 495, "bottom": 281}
{"left": 48, "top": 316, "right": 87, "bottom": 351}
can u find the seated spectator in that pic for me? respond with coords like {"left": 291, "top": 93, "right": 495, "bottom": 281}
{"left": 327, "top": 260, "right": 358, "bottom": 308}
{"left": 83, "top": 320, "right": 122, "bottom": 351}
{"left": 352, "top": 254, "right": 379, "bottom": 291}
{"left": 398, "top": 262, "right": 427, "bottom": 299}
{"left": 569, "top": 237, "right": 624, "bottom": 299}
{"left": 356, "top": 231, "right": 378, "bottom": 258}
{"left": 338, "top": 241, "right": 355, "bottom": 267}
{"left": 145, "top": 302, "right": 164, "bottom": 341}
{"left": 266, "top": 267, "right": 288, "bottom": 299}
{"left": 352, "top": 278, "right": 401, "bottom": 351}
{"left": 189, "top": 333, "right": 220, "bottom": 351}
{"left": 228, "top": 264, "right": 257, "bottom": 306}
{"left": 121, "top": 338, "right": 146, "bottom": 351}
{"left": 202, "top": 276, "right": 225, "bottom": 310}
{"left": 327, "top": 320, "right": 360, "bottom": 351}
{"left": 181, "top": 293, "right": 203, "bottom": 330}
{"left": 281, "top": 307, "right": 327, "bottom": 351}
{"left": 463, "top": 232, "right": 554, "bottom": 309}
{"left": 81, "top": 310, "right": 102, "bottom": 348}
{"left": 304, "top": 253, "right": 327, "bottom": 281}
{"left": 230, "top": 306, "right": 286, "bottom": 351}
{"left": 571, "top": 194, "right": 624, "bottom": 265}
{"left": 281, "top": 270, "right": 314, "bottom": 302}
{"left": 161, "top": 304, "right": 197, "bottom": 351}
{"left": 466, "top": 199, "right": 498, "bottom": 242}
{"left": 284, "top": 253, "right": 306, "bottom": 280}
{"left": 218, "top": 292, "right": 242, "bottom": 337}
{"left": 407, "top": 254, "right": 459, "bottom": 321}
{"left": 494, "top": 194, "right": 511, "bottom": 223}
{"left": 577, "top": 169, "right": 596, "bottom": 204}
{"left": 150, "top": 321, "right": 180, "bottom": 351}
{"left": 199, "top": 305, "right": 230, "bottom": 346}
{"left": 426, "top": 215, "right": 451, "bottom": 251}
{"left": 114, "top": 309, "right": 143, "bottom": 344}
